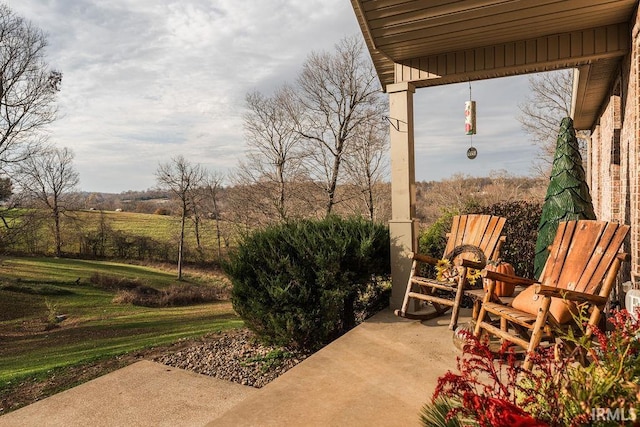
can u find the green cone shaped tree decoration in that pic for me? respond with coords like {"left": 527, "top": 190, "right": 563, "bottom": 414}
{"left": 534, "top": 117, "right": 596, "bottom": 278}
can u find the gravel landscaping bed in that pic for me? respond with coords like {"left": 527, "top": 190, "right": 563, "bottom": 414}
{"left": 153, "top": 328, "right": 309, "bottom": 388}
{"left": 1, "top": 328, "right": 308, "bottom": 414}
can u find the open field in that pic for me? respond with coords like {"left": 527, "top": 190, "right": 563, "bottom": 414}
{"left": 0, "top": 257, "right": 241, "bottom": 386}
{"left": 0, "top": 208, "right": 209, "bottom": 243}
{"left": 76, "top": 208, "right": 237, "bottom": 249}
{"left": 0, "top": 208, "right": 236, "bottom": 262}
{"left": 73, "top": 209, "right": 216, "bottom": 244}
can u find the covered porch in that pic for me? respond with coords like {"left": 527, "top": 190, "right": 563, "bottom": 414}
{"left": 349, "top": 0, "right": 638, "bottom": 308}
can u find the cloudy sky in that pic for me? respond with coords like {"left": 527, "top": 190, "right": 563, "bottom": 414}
{"left": 10, "top": 0, "right": 543, "bottom": 194}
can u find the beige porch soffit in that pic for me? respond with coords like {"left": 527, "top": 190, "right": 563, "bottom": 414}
{"left": 350, "top": 0, "right": 638, "bottom": 130}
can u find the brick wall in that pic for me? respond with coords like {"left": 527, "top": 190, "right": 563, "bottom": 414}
{"left": 590, "top": 90, "right": 620, "bottom": 223}
{"left": 588, "top": 6, "right": 639, "bottom": 281}
{"left": 627, "top": 7, "right": 640, "bottom": 280}
{"left": 594, "top": 125, "right": 606, "bottom": 220}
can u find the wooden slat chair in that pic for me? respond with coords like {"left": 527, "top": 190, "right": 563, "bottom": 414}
{"left": 395, "top": 214, "right": 506, "bottom": 330}
{"left": 474, "top": 220, "right": 630, "bottom": 370}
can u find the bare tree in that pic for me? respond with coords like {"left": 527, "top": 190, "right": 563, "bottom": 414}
{"left": 0, "top": 4, "right": 62, "bottom": 168}
{"left": 0, "top": 174, "right": 12, "bottom": 223}
{"left": 224, "top": 183, "right": 255, "bottom": 233}
{"left": 15, "top": 146, "right": 79, "bottom": 256}
{"left": 187, "top": 169, "right": 226, "bottom": 260}
{"left": 517, "top": 69, "right": 587, "bottom": 176}
{"left": 156, "top": 156, "right": 204, "bottom": 280}
{"left": 201, "top": 171, "right": 225, "bottom": 260}
{"left": 187, "top": 187, "right": 204, "bottom": 257}
{"left": 294, "top": 35, "right": 386, "bottom": 216}
{"left": 343, "top": 116, "right": 389, "bottom": 221}
{"left": 239, "top": 86, "right": 306, "bottom": 222}
{"left": 0, "top": 176, "right": 11, "bottom": 201}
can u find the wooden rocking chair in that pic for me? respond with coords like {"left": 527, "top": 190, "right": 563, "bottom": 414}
{"left": 474, "top": 220, "right": 630, "bottom": 369}
{"left": 395, "top": 214, "right": 506, "bottom": 330}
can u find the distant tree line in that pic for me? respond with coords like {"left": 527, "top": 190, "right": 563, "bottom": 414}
{"left": 0, "top": 172, "right": 543, "bottom": 263}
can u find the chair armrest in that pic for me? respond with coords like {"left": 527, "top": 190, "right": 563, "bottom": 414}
{"left": 455, "top": 258, "right": 485, "bottom": 270}
{"left": 411, "top": 252, "right": 440, "bottom": 266}
{"left": 534, "top": 284, "right": 608, "bottom": 306}
{"left": 480, "top": 269, "right": 539, "bottom": 287}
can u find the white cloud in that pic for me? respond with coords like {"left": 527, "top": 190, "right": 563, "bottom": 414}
{"left": 9, "top": 0, "right": 543, "bottom": 192}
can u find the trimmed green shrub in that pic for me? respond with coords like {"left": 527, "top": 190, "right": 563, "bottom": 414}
{"left": 418, "top": 210, "right": 458, "bottom": 258}
{"left": 473, "top": 200, "right": 542, "bottom": 277}
{"left": 224, "top": 216, "right": 390, "bottom": 351}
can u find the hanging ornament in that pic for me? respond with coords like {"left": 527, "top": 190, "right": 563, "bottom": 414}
{"left": 465, "top": 81, "right": 477, "bottom": 159}
{"left": 464, "top": 100, "right": 477, "bottom": 135}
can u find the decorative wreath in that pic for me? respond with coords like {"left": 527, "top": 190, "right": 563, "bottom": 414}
{"left": 435, "top": 244, "right": 487, "bottom": 286}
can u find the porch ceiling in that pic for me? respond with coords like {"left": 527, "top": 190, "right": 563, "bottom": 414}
{"left": 350, "top": 0, "right": 638, "bottom": 130}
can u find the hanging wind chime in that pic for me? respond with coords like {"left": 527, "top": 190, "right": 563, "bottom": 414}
{"left": 465, "top": 81, "right": 477, "bottom": 159}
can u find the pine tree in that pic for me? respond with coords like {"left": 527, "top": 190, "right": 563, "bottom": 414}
{"left": 534, "top": 117, "right": 596, "bottom": 278}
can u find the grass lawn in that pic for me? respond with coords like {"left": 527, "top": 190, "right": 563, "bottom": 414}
{"left": 0, "top": 257, "right": 242, "bottom": 387}
{"left": 0, "top": 257, "right": 179, "bottom": 285}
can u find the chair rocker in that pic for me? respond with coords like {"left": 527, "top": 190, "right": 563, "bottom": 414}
{"left": 395, "top": 214, "right": 506, "bottom": 330}
{"left": 474, "top": 220, "right": 630, "bottom": 370}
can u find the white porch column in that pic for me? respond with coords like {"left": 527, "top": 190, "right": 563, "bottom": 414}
{"left": 386, "top": 82, "right": 418, "bottom": 310}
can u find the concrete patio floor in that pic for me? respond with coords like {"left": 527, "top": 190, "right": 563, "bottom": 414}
{"left": 0, "top": 308, "right": 467, "bottom": 427}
